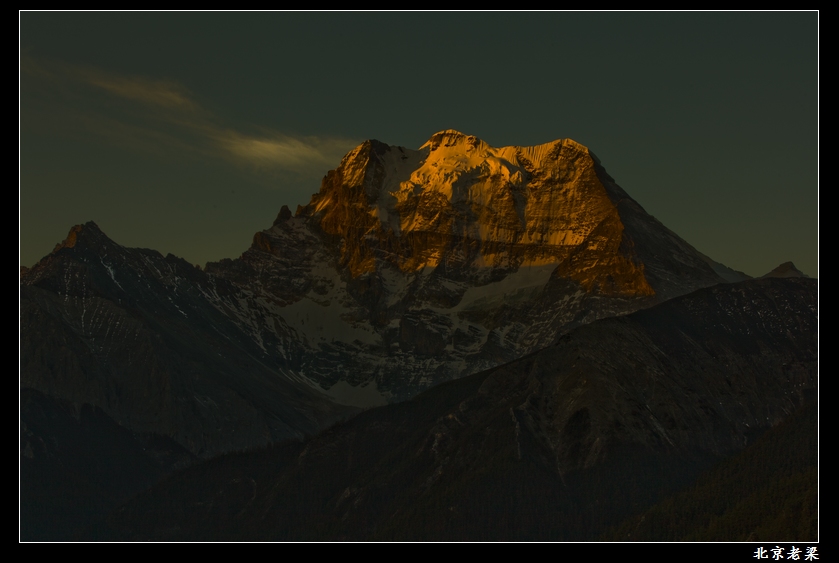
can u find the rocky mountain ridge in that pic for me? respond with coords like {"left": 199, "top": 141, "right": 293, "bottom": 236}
{"left": 21, "top": 223, "right": 357, "bottom": 457}
{"left": 21, "top": 130, "right": 750, "bottom": 454}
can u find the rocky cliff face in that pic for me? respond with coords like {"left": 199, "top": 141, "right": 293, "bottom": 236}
{"left": 305, "top": 132, "right": 653, "bottom": 287}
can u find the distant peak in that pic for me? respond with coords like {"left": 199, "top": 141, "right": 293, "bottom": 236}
{"left": 52, "top": 222, "right": 105, "bottom": 253}
{"left": 761, "top": 262, "right": 810, "bottom": 279}
{"left": 81, "top": 221, "right": 103, "bottom": 233}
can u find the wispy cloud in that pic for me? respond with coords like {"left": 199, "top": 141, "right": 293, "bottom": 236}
{"left": 84, "top": 74, "right": 196, "bottom": 110}
{"left": 21, "top": 57, "right": 358, "bottom": 177}
{"left": 217, "top": 131, "right": 355, "bottom": 171}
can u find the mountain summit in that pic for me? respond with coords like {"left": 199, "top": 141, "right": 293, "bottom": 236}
{"left": 295, "top": 130, "right": 722, "bottom": 295}
{"left": 301, "top": 130, "right": 653, "bottom": 294}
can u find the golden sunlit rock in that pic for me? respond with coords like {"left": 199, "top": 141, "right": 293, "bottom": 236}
{"left": 298, "top": 131, "right": 656, "bottom": 298}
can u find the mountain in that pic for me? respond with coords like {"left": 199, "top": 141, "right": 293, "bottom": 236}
{"left": 20, "top": 130, "right": 764, "bottom": 539}
{"left": 106, "top": 277, "right": 817, "bottom": 541}
{"left": 22, "top": 130, "right": 739, "bottom": 440}
{"left": 21, "top": 223, "right": 358, "bottom": 458}
{"left": 762, "top": 261, "right": 810, "bottom": 279}
{"left": 204, "top": 130, "right": 739, "bottom": 403}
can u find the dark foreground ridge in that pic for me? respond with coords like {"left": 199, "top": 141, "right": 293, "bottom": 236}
{"left": 604, "top": 399, "right": 817, "bottom": 541}
{"left": 106, "top": 277, "right": 817, "bottom": 541}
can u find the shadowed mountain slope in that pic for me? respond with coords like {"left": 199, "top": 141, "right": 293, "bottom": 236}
{"left": 107, "top": 277, "right": 816, "bottom": 541}
{"left": 21, "top": 223, "right": 357, "bottom": 458}
{"left": 603, "top": 398, "right": 817, "bottom": 541}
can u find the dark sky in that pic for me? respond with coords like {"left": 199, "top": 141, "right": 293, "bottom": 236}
{"left": 20, "top": 12, "right": 818, "bottom": 277}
